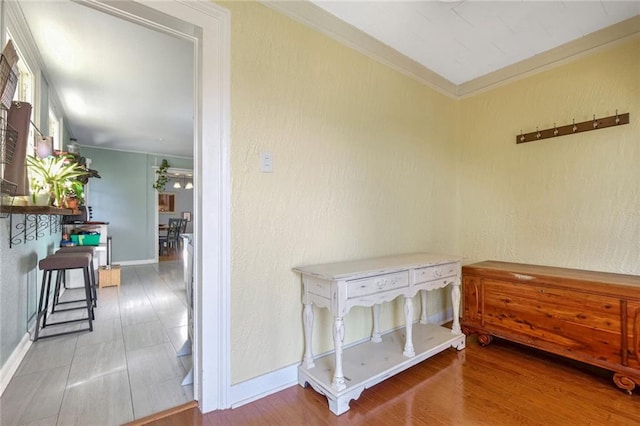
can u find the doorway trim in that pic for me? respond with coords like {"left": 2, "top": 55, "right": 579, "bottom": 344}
{"left": 81, "top": 0, "right": 231, "bottom": 412}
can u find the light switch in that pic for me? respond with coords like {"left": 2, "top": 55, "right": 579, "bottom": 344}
{"left": 260, "top": 151, "right": 273, "bottom": 173}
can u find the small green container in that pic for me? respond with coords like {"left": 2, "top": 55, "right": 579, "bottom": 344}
{"left": 70, "top": 234, "right": 100, "bottom": 246}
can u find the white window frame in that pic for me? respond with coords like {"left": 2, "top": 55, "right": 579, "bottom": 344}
{"left": 5, "top": 9, "right": 41, "bottom": 157}
{"left": 48, "top": 106, "right": 61, "bottom": 151}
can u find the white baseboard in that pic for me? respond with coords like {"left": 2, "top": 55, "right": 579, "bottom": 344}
{"left": 229, "top": 364, "right": 298, "bottom": 408}
{"left": 228, "top": 308, "right": 454, "bottom": 408}
{"left": 429, "top": 307, "right": 453, "bottom": 326}
{"left": 0, "top": 333, "right": 32, "bottom": 397}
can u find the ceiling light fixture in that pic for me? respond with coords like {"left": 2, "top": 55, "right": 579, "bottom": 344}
{"left": 173, "top": 175, "right": 193, "bottom": 189}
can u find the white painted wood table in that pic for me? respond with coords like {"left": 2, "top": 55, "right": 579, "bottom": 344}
{"left": 293, "top": 253, "right": 466, "bottom": 415}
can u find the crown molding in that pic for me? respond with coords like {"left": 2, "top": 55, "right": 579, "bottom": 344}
{"left": 457, "top": 15, "right": 640, "bottom": 98}
{"left": 262, "top": 2, "right": 640, "bottom": 100}
{"left": 260, "top": 1, "right": 457, "bottom": 98}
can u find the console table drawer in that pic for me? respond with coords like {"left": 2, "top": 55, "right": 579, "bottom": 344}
{"left": 348, "top": 271, "right": 409, "bottom": 298}
{"left": 414, "top": 263, "right": 457, "bottom": 283}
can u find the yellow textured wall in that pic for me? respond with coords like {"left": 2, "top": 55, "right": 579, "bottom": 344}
{"left": 223, "top": 1, "right": 639, "bottom": 385}
{"left": 224, "top": 2, "right": 459, "bottom": 383}
{"left": 458, "top": 37, "right": 640, "bottom": 274}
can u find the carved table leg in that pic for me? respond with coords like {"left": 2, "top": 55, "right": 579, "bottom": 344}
{"left": 302, "top": 303, "right": 315, "bottom": 369}
{"left": 332, "top": 316, "right": 346, "bottom": 391}
{"left": 371, "top": 304, "right": 382, "bottom": 343}
{"left": 451, "top": 277, "right": 462, "bottom": 335}
{"left": 419, "top": 289, "right": 429, "bottom": 324}
{"left": 403, "top": 296, "right": 415, "bottom": 357}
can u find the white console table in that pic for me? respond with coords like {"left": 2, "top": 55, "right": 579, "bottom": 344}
{"left": 293, "top": 253, "right": 466, "bottom": 415}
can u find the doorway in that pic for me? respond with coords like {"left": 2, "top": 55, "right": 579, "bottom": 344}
{"left": 91, "top": 0, "right": 232, "bottom": 412}
{"left": 8, "top": 0, "right": 231, "bottom": 414}
{"left": 155, "top": 167, "right": 194, "bottom": 262}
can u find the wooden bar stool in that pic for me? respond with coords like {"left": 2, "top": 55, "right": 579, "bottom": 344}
{"left": 34, "top": 253, "right": 94, "bottom": 341}
{"left": 54, "top": 246, "right": 98, "bottom": 308}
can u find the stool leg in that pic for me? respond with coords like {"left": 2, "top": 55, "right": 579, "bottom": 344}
{"left": 41, "top": 271, "right": 57, "bottom": 329}
{"left": 90, "top": 259, "right": 97, "bottom": 307}
{"left": 83, "top": 266, "right": 94, "bottom": 329}
{"left": 51, "top": 269, "right": 65, "bottom": 314}
{"left": 34, "top": 270, "right": 51, "bottom": 341}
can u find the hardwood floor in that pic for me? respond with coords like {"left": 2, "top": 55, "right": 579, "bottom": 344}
{"left": 143, "top": 336, "right": 639, "bottom": 426}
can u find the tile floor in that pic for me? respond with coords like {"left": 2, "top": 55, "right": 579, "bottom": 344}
{"left": 0, "top": 261, "right": 193, "bottom": 426}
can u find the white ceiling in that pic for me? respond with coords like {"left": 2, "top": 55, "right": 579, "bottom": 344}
{"left": 14, "top": 1, "right": 640, "bottom": 157}
{"left": 17, "top": 0, "right": 194, "bottom": 158}
{"left": 311, "top": 1, "right": 640, "bottom": 85}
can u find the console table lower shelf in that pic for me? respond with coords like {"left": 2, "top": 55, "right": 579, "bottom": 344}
{"left": 298, "top": 323, "right": 465, "bottom": 415}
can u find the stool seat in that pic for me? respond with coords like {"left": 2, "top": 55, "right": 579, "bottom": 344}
{"left": 54, "top": 247, "right": 99, "bottom": 306}
{"left": 57, "top": 246, "right": 97, "bottom": 258}
{"left": 57, "top": 246, "right": 97, "bottom": 253}
{"left": 40, "top": 252, "right": 91, "bottom": 270}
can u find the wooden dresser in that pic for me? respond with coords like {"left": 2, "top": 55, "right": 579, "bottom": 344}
{"left": 461, "top": 261, "right": 640, "bottom": 394}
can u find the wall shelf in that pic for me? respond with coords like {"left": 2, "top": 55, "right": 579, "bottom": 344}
{"left": 1, "top": 205, "right": 76, "bottom": 248}
{"left": 1, "top": 205, "right": 77, "bottom": 215}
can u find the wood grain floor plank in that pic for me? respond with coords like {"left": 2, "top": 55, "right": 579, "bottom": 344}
{"left": 143, "top": 335, "right": 640, "bottom": 425}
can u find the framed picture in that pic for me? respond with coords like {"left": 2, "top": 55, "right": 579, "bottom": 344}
{"left": 182, "top": 211, "right": 192, "bottom": 222}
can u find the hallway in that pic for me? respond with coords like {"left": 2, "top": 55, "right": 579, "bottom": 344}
{"left": 0, "top": 261, "right": 193, "bottom": 425}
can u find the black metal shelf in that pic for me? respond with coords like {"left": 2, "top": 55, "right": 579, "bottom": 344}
{"left": 1, "top": 206, "right": 75, "bottom": 248}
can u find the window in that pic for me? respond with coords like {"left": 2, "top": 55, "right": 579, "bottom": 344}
{"left": 14, "top": 54, "right": 33, "bottom": 104}
{"left": 48, "top": 107, "right": 61, "bottom": 150}
{"left": 6, "top": 30, "right": 36, "bottom": 156}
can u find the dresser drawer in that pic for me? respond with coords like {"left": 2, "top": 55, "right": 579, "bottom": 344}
{"left": 347, "top": 271, "right": 409, "bottom": 299}
{"left": 414, "top": 263, "right": 457, "bottom": 283}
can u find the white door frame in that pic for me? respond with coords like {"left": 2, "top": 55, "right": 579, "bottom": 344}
{"left": 81, "top": 0, "right": 231, "bottom": 412}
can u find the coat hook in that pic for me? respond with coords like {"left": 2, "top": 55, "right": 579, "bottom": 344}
{"left": 519, "top": 130, "right": 525, "bottom": 142}
{"left": 593, "top": 114, "right": 598, "bottom": 128}
{"left": 536, "top": 127, "right": 541, "bottom": 139}
{"left": 572, "top": 119, "right": 577, "bottom": 132}
{"left": 615, "top": 109, "right": 620, "bottom": 124}
{"left": 553, "top": 123, "right": 558, "bottom": 136}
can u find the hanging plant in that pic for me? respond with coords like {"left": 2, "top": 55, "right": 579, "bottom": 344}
{"left": 153, "top": 159, "right": 170, "bottom": 191}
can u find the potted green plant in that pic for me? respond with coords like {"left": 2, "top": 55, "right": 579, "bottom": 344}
{"left": 26, "top": 154, "right": 87, "bottom": 208}
{"left": 62, "top": 179, "right": 85, "bottom": 209}
{"left": 153, "top": 159, "right": 170, "bottom": 191}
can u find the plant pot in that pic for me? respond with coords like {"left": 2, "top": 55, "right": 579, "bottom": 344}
{"left": 30, "top": 191, "right": 50, "bottom": 206}
{"left": 64, "top": 197, "right": 79, "bottom": 210}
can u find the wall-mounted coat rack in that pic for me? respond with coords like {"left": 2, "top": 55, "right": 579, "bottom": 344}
{"left": 517, "top": 111, "right": 629, "bottom": 144}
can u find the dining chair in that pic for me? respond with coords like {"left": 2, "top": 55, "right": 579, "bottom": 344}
{"left": 160, "top": 218, "right": 182, "bottom": 256}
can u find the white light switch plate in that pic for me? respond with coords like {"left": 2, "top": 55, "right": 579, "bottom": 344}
{"left": 260, "top": 151, "right": 273, "bottom": 173}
